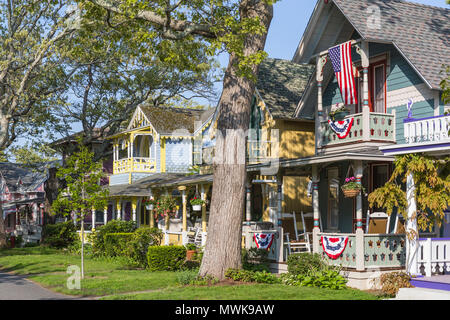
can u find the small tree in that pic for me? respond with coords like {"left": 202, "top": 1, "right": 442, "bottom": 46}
{"left": 368, "top": 153, "right": 450, "bottom": 238}
{"left": 52, "top": 137, "right": 109, "bottom": 278}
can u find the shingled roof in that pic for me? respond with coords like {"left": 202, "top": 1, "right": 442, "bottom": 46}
{"left": 256, "top": 58, "right": 315, "bottom": 119}
{"left": 139, "top": 105, "right": 214, "bottom": 135}
{"left": 0, "top": 162, "right": 47, "bottom": 193}
{"left": 333, "top": 0, "right": 449, "bottom": 90}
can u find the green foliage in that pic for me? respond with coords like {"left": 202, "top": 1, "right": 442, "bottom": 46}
{"left": 242, "top": 247, "right": 270, "bottom": 272}
{"left": 147, "top": 245, "right": 187, "bottom": 271}
{"left": 42, "top": 221, "right": 78, "bottom": 248}
{"left": 287, "top": 253, "right": 326, "bottom": 276}
{"left": 225, "top": 268, "right": 280, "bottom": 284}
{"left": 280, "top": 269, "right": 347, "bottom": 290}
{"left": 91, "top": 220, "right": 137, "bottom": 256}
{"left": 127, "top": 227, "right": 163, "bottom": 267}
{"left": 51, "top": 136, "right": 109, "bottom": 220}
{"left": 379, "top": 272, "right": 413, "bottom": 296}
{"left": 185, "top": 243, "right": 197, "bottom": 251}
{"left": 440, "top": 65, "right": 450, "bottom": 105}
{"left": 103, "top": 233, "right": 134, "bottom": 257}
{"left": 11, "top": 143, "right": 58, "bottom": 172}
{"left": 68, "top": 239, "right": 93, "bottom": 256}
{"left": 154, "top": 195, "right": 178, "bottom": 221}
{"left": 368, "top": 153, "right": 450, "bottom": 233}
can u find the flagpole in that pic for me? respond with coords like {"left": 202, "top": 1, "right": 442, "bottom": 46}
{"left": 310, "top": 38, "right": 362, "bottom": 61}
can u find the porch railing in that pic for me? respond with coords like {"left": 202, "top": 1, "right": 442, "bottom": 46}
{"left": 320, "top": 112, "right": 395, "bottom": 147}
{"left": 113, "top": 157, "right": 156, "bottom": 174}
{"left": 247, "top": 140, "right": 272, "bottom": 163}
{"left": 404, "top": 114, "right": 450, "bottom": 144}
{"left": 318, "top": 233, "right": 406, "bottom": 269}
{"left": 418, "top": 238, "right": 450, "bottom": 276}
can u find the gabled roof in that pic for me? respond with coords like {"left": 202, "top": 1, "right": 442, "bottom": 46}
{"left": 0, "top": 162, "right": 48, "bottom": 193}
{"left": 332, "top": 0, "right": 449, "bottom": 90}
{"left": 256, "top": 58, "right": 315, "bottom": 120}
{"left": 139, "top": 105, "right": 213, "bottom": 135}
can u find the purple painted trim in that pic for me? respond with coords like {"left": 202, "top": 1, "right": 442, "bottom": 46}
{"left": 403, "top": 114, "right": 449, "bottom": 123}
{"left": 382, "top": 143, "right": 450, "bottom": 154}
{"left": 410, "top": 279, "right": 450, "bottom": 291}
{"left": 419, "top": 238, "right": 450, "bottom": 241}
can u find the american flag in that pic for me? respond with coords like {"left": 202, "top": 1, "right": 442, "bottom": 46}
{"left": 328, "top": 41, "right": 357, "bottom": 105}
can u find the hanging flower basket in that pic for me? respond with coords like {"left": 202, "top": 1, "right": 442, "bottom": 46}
{"left": 341, "top": 176, "right": 365, "bottom": 198}
{"left": 190, "top": 197, "right": 205, "bottom": 211}
{"left": 329, "top": 105, "right": 350, "bottom": 121}
{"left": 146, "top": 204, "right": 154, "bottom": 210}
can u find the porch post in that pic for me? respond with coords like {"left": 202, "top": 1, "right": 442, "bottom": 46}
{"left": 315, "top": 56, "right": 326, "bottom": 154}
{"left": 312, "top": 165, "right": 320, "bottom": 253}
{"left": 245, "top": 182, "right": 252, "bottom": 223}
{"left": 361, "top": 41, "right": 371, "bottom": 141}
{"left": 103, "top": 205, "right": 108, "bottom": 226}
{"left": 179, "top": 186, "right": 188, "bottom": 245}
{"left": 201, "top": 185, "right": 207, "bottom": 233}
{"left": 116, "top": 199, "right": 121, "bottom": 220}
{"left": 148, "top": 189, "right": 155, "bottom": 228}
{"left": 131, "top": 197, "right": 137, "bottom": 222}
{"left": 91, "top": 208, "right": 96, "bottom": 230}
{"left": 276, "top": 173, "right": 283, "bottom": 226}
{"left": 354, "top": 160, "right": 365, "bottom": 271}
{"left": 406, "top": 173, "right": 419, "bottom": 275}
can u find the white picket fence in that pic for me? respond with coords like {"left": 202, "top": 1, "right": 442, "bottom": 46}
{"left": 418, "top": 238, "right": 450, "bottom": 276}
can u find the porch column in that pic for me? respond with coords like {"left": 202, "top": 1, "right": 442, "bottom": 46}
{"left": 103, "top": 205, "right": 108, "bottom": 226}
{"left": 276, "top": 174, "right": 283, "bottom": 226}
{"left": 245, "top": 183, "right": 252, "bottom": 223}
{"left": 201, "top": 185, "right": 207, "bottom": 233}
{"left": 354, "top": 160, "right": 365, "bottom": 271}
{"left": 149, "top": 189, "right": 155, "bottom": 228}
{"left": 312, "top": 165, "right": 321, "bottom": 253}
{"left": 132, "top": 198, "right": 137, "bottom": 222}
{"left": 91, "top": 208, "right": 96, "bottom": 230}
{"left": 406, "top": 173, "right": 419, "bottom": 275}
{"left": 178, "top": 186, "right": 187, "bottom": 245}
{"left": 315, "top": 56, "right": 326, "bottom": 154}
{"left": 116, "top": 199, "right": 121, "bottom": 220}
{"left": 361, "top": 41, "right": 371, "bottom": 141}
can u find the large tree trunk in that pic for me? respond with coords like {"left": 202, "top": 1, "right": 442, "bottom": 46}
{"left": 199, "top": 1, "right": 273, "bottom": 280}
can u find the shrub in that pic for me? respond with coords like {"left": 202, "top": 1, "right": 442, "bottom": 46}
{"left": 42, "top": 221, "right": 77, "bottom": 248}
{"left": 379, "top": 272, "right": 413, "bottom": 296}
{"left": 176, "top": 269, "right": 200, "bottom": 285}
{"left": 128, "top": 227, "right": 163, "bottom": 267}
{"left": 91, "top": 220, "right": 137, "bottom": 256}
{"left": 242, "top": 247, "right": 270, "bottom": 272}
{"left": 147, "top": 245, "right": 186, "bottom": 271}
{"left": 225, "top": 268, "right": 280, "bottom": 284}
{"left": 104, "top": 233, "right": 134, "bottom": 257}
{"left": 68, "top": 239, "right": 93, "bottom": 256}
{"left": 287, "top": 252, "right": 325, "bottom": 275}
{"left": 281, "top": 268, "right": 347, "bottom": 290}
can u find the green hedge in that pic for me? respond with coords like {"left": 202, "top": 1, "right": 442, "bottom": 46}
{"left": 147, "top": 245, "right": 186, "bottom": 271}
{"left": 104, "top": 233, "right": 134, "bottom": 257}
{"left": 128, "top": 227, "right": 163, "bottom": 267}
{"left": 91, "top": 220, "right": 137, "bottom": 256}
{"left": 287, "top": 252, "right": 325, "bottom": 275}
{"left": 42, "top": 221, "right": 77, "bottom": 248}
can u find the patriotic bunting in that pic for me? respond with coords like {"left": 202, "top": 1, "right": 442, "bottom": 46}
{"left": 328, "top": 117, "right": 354, "bottom": 139}
{"left": 253, "top": 233, "right": 274, "bottom": 250}
{"left": 321, "top": 236, "right": 349, "bottom": 259}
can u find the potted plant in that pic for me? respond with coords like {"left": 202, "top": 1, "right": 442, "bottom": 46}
{"left": 190, "top": 197, "right": 205, "bottom": 211}
{"left": 341, "top": 176, "right": 365, "bottom": 198}
{"left": 185, "top": 243, "right": 197, "bottom": 261}
{"left": 329, "top": 104, "right": 350, "bottom": 121}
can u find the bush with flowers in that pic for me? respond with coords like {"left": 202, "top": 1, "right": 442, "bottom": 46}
{"left": 142, "top": 197, "right": 157, "bottom": 210}
{"left": 190, "top": 196, "right": 205, "bottom": 206}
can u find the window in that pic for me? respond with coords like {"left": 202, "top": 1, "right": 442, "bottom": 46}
{"left": 355, "top": 58, "right": 387, "bottom": 113}
{"left": 369, "top": 163, "right": 391, "bottom": 213}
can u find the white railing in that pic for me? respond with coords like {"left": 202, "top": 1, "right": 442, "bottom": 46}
{"left": 404, "top": 114, "right": 450, "bottom": 144}
{"left": 418, "top": 238, "right": 450, "bottom": 276}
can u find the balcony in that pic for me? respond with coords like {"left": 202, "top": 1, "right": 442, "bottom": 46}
{"left": 404, "top": 114, "right": 449, "bottom": 144}
{"left": 113, "top": 157, "right": 156, "bottom": 174}
{"left": 320, "top": 112, "right": 396, "bottom": 148}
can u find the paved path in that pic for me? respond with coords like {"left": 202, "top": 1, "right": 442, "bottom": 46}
{"left": 0, "top": 271, "right": 79, "bottom": 300}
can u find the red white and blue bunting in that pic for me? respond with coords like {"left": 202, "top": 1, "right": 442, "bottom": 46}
{"left": 328, "top": 118, "right": 354, "bottom": 139}
{"left": 254, "top": 233, "right": 274, "bottom": 250}
{"left": 321, "top": 236, "right": 349, "bottom": 259}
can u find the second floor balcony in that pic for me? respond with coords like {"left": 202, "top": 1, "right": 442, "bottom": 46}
{"left": 404, "top": 114, "right": 449, "bottom": 144}
{"left": 113, "top": 157, "right": 157, "bottom": 174}
{"left": 320, "top": 112, "right": 396, "bottom": 148}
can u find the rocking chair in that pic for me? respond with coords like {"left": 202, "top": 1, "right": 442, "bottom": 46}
{"left": 281, "top": 212, "right": 311, "bottom": 255}
{"left": 366, "top": 211, "right": 391, "bottom": 234}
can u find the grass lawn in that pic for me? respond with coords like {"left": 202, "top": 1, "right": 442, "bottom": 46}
{"left": 0, "top": 247, "right": 381, "bottom": 300}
